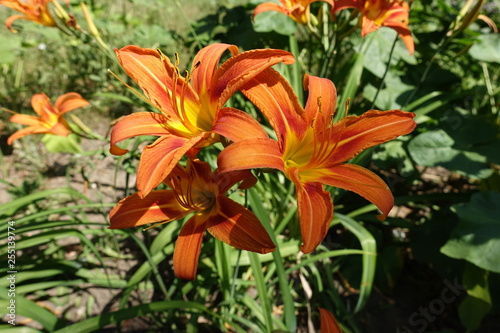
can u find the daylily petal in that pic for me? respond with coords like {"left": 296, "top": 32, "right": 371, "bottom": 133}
{"left": 5, "top": 14, "right": 27, "bottom": 30}
{"left": 304, "top": 73, "right": 337, "bottom": 125}
{"left": 327, "top": 110, "right": 416, "bottom": 165}
{"left": 31, "top": 93, "right": 51, "bottom": 116}
{"left": 54, "top": 92, "right": 89, "bottom": 115}
{"left": 253, "top": 3, "right": 288, "bottom": 19}
{"left": 317, "top": 163, "right": 393, "bottom": 220}
{"left": 290, "top": 169, "right": 333, "bottom": 254}
{"left": 213, "top": 169, "right": 257, "bottom": 193}
{"left": 173, "top": 214, "right": 208, "bottom": 280}
{"left": 109, "top": 190, "right": 189, "bottom": 229}
{"left": 136, "top": 134, "right": 206, "bottom": 197}
{"left": 319, "top": 308, "right": 342, "bottom": 333}
{"left": 190, "top": 43, "right": 239, "bottom": 97}
{"left": 217, "top": 138, "right": 285, "bottom": 173}
{"left": 48, "top": 120, "right": 71, "bottom": 137}
{"left": 206, "top": 195, "right": 275, "bottom": 253}
{"left": 212, "top": 107, "right": 268, "bottom": 142}
{"left": 241, "top": 68, "right": 306, "bottom": 142}
{"left": 109, "top": 112, "right": 171, "bottom": 155}
{"left": 9, "top": 114, "right": 44, "bottom": 126}
{"left": 387, "top": 24, "right": 414, "bottom": 55}
{"left": 213, "top": 49, "right": 295, "bottom": 109}
{"left": 115, "top": 46, "right": 178, "bottom": 117}
{"left": 333, "top": 0, "right": 363, "bottom": 12}
{"left": 7, "top": 126, "right": 49, "bottom": 145}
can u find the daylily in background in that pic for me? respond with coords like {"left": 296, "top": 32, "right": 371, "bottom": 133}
{"left": 333, "top": 0, "right": 414, "bottom": 54}
{"left": 319, "top": 308, "right": 342, "bottom": 332}
{"left": 7, "top": 92, "right": 89, "bottom": 144}
{"left": 0, "top": 0, "right": 57, "bottom": 32}
{"left": 218, "top": 70, "right": 416, "bottom": 253}
{"left": 253, "top": 0, "right": 334, "bottom": 26}
{"left": 109, "top": 159, "right": 275, "bottom": 280}
{"left": 110, "top": 43, "right": 294, "bottom": 197}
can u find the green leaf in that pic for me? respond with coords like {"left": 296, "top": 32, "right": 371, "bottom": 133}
{"left": 408, "top": 130, "right": 493, "bottom": 179}
{"left": 336, "top": 214, "right": 377, "bottom": 313}
{"left": 252, "top": 10, "right": 297, "bottom": 36}
{"left": 41, "top": 133, "right": 82, "bottom": 154}
{"left": 441, "top": 192, "right": 500, "bottom": 273}
{"left": 51, "top": 300, "right": 245, "bottom": 333}
{"left": 458, "top": 263, "right": 492, "bottom": 330}
{"left": 469, "top": 34, "right": 500, "bottom": 63}
{"left": 0, "top": 288, "right": 64, "bottom": 330}
{"left": 0, "top": 36, "right": 21, "bottom": 64}
{"left": 360, "top": 28, "right": 416, "bottom": 78}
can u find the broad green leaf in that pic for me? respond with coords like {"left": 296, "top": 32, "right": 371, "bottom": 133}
{"left": 441, "top": 192, "right": 500, "bottom": 273}
{"left": 360, "top": 28, "right": 416, "bottom": 78}
{"left": 408, "top": 130, "right": 493, "bottom": 179}
{"left": 0, "top": 36, "right": 21, "bottom": 64}
{"left": 469, "top": 34, "right": 500, "bottom": 63}
{"left": 42, "top": 133, "right": 82, "bottom": 154}
{"left": 458, "top": 263, "right": 492, "bottom": 330}
{"left": 252, "top": 10, "right": 297, "bottom": 36}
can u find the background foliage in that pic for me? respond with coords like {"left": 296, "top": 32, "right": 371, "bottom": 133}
{"left": 1, "top": 0, "right": 499, "bottom": 332}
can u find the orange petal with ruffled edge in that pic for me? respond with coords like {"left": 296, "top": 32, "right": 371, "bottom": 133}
{"left": 252, "top": 2, "right": 289, "bottom": 20}
{"left": 241, "top": 68, "right": 305, "bottom": 143}
{"left": 173, "top": 214, "right": 208, "bottom": 280}
{"left": 319, "top": 308, "right": 342, "bottom": 333}
{"left": 333, "top": 0, "right": 363, "bottom": 13}
{"left": 326, "top": 110, "right": 416, "bottom": 165}
{"left": 289, "top": 169, "right": 333, "bottom": 254}
{"left": 109, "top": 190, "right": 189, "bottom": 229}
{"left": 206, "top": 196, "right": 275, "bottom": 253}
{"left": 115, "top": 46, "right": 179, "bottom": 117}
{"left": 212, "top": 107, "right": 268, "bottom": 143}
{"left": 217, "top": 138, "right": 285, "bottom": 174}
{"left": 55, "top": 92, "right": 89, "bottom": 115}
{"left": 136, "top": 133, "right": 206, "bottom": 197}
{"left": 213, "top": 49, "right": 295, "bottom": 109}
{"left": 316, "top": 163, "right": 393, "bottom": 220}
{"left": 109, "top": 112, "right": 171, "bottom": 155}
{"left": 190, "top": 43, "right": 239, "bottom": 96}
{"left": 30, "top": 93, "right": 51, "bottom": 117}
{"left": 303, "top": 74, "right": 337, "bottom": 126}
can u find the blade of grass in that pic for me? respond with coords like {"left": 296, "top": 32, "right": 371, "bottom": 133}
{"left": 335, "top": 213, "right": 377, "bottom": 313}
{"left": 52, "top": 300, "right": 246, "bottom": 333}
{"left": 249, "top": 252, "right": 274, "bottom": 333}
{"left": 248, "top": 187, "right": 296, "bottom": 332}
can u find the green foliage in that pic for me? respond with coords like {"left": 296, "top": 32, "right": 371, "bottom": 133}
{"left": 1, "top": 0, "right": 500, "bottom": 331}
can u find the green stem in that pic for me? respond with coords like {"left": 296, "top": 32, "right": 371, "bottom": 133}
{"left": 370, "top": 34, "right": 398, "bottom": 109}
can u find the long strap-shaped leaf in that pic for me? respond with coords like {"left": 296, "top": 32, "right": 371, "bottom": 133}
{"left": 335, "top": 213, "right": 377, "bottom": 313}
{"left": 51, "top": 300, "right": 245, "bottom": 333}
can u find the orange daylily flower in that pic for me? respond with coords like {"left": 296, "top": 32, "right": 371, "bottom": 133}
{"left": 254, "top": 0, "right": 334, "bottom": 25}
{"left": 217, "top": 70, "right": 416, "bottom": 253}
{"left": 110, "top": 43, "right": 294, "bottom": 198}
{"left": 7, "top": 92, "right": 89, "bottom": 145}
{"left": 319, "top": 308, "right": 342, "bottom": 332}
{"left": 333, "top": 0, "right": 414, "bottom": 54}
{"left": 0, "top": 0, "right": 58, "bottom": 31}
{"left": 109, "top": 159, "right": 275, "bottom": 280}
